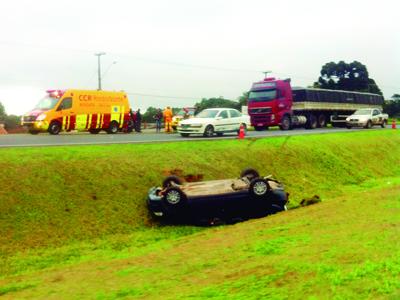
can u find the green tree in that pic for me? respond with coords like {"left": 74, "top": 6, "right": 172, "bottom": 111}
{"left": 142, "top": 106, "right": 158, "bottom": 123}
{"left": 238, "top": 91, "right": 249, "bottom": 107}
{"left": 194, "top": 97, "right": 240, "bottom": 113}
{"left": 4, "top": 115, "right": 21, "bottom": 130}
{"left": 0, "top": 101, "right": 6, "bottom": 122}
{"left": 314, "top": 60, "right": 382, "bottom": 95}
{"left": 382, "top": 94, "right": 400, "bottom": 117}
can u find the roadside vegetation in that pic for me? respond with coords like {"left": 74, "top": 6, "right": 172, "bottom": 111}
{"left": 0, "top": 130, "right": 399, "bottom": 299}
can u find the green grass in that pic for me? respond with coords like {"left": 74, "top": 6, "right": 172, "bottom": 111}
{"left": 0, "top": 130, "right": 399, "bottom": 299}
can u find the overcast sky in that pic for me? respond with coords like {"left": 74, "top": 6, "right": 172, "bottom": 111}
{"left": 0, "top": 0, "right": 399, "bottom": 115}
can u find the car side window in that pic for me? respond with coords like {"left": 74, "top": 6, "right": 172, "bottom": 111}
{"left": 57, "top": 97, "right": 72, "bottom": 111}
{"left": 229, "top": 110, "right": 240, "bottom": 118}
{"left": 373, "top": 110, "right": 379, "bottom": 116}
{"left": 219, "top": 110, "right": 229, "bottom": 119}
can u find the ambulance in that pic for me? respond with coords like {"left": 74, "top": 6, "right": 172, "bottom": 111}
{"left": 21, "top": 89, "right": 131, "bottom": 135}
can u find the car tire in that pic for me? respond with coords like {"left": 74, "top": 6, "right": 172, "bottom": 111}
{"left": 48, "top": 121, "right": 61, "bottom": 135}
{"left": 107, "top": 121, "right": 119, "bottom": 134}
{"left": 162, "top": 175, "right": 183, "bottom": 188}
{"left": 279, "top": 115, "right": 291, "bottom": 130}
{"left": 89, "top": 129, "right": 101, "bottom": 134}
{"left": 249, "top": 178, "right": 271, "bottom": 198}
{"left": 381, "top": 120, "right": 387, "bottom": 128}
{"left": 162, "top": 187, "right": 187, "bottom": 207}
{"left": 240, "top": 168, "right": 260, "bottom": 181}
{"left": 364, "top": 120, "right": 372, "bottom": 129}
{"left": 203, "top": 125, "right": 214, "bottom": 137}
{"left": 180, "top": 133, "right": 190, "bottom": 137}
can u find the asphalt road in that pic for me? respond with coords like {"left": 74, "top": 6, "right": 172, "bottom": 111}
{"left": 0, "top": 126, "right": 391, "bottom": 148}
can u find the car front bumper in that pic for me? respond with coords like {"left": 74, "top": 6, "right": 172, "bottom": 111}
{"left": 22, "top": 121, "right": 49, "bottom": 131}
{"left": 346, "top": 120, "right": 367, "bottom": 127}
{"left": 177, "top": 125, "right": 204, "bottom": 134}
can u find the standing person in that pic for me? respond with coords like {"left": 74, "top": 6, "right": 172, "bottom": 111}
{"left": 163, "top": 106, "right": 173, "bottom": 133}
{"left": 153, "top": 108, "right": 163, "bottom": 133}
{"left": 135, "top": 109, "right": 142, "bottom": 132}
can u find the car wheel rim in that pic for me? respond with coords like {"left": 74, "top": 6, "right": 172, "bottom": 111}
{"left": 253, "top": 182, "right": 267, "bottom": 195}
{"left": 166, "top": 190, "right": 181, "bottom": 204}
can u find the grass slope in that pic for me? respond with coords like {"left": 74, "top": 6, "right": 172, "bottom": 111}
{"left": 0, "top": 178, "right": 399, "bottom": 299}
{"left": 0, "top": 130, "right": 399, "bottom": 298}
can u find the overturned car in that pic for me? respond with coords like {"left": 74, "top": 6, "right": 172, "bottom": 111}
{"left": 147, "top": 169, "right": 288, "bottom": 225}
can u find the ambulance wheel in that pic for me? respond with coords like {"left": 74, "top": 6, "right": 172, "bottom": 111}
{"left": 107, "top": 121, "right": 119, "bottom": 134}
{"left": 89, "top": 129, "right": 101, "bottom": 134}
{"left": 48, "top": 121, "right": 61, "bottom": 135}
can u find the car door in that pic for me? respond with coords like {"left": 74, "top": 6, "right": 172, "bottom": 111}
{"left": 228, "top": 109, "right": 242, "bottom": 131}
{"left": 215, "top": 110, "right": 229, "bottom": 132}
{"left": 56, "top": 97, "right": 74, "bottom": 130}
{"left": 372, "top": 109, "right": 380, "bottom": 125}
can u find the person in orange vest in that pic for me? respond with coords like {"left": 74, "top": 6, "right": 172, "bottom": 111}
{"left": 163, "top": 106, "right": 173, "bottom": 133}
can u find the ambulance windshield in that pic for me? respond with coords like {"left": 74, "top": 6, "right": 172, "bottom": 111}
{"left": 34, "top": 96, "right": 60, "bottom": 110}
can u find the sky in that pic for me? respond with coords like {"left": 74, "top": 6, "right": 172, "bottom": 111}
{"left": 0, "top": 0, "right": 399, "bottom": 115}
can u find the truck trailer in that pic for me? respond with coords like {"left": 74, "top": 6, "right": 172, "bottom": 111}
{"left": 248, "top": 77, "right": 384, "bottom": 130}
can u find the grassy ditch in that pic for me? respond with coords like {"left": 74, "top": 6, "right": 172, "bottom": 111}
{"left": 0, "top": 131, "right": 399, "bottom": 274}
{"left": 0, "top": 176, "right": 399, "bottom": 299}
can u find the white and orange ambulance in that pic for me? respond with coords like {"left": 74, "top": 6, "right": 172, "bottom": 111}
{"left": 21, "top": 89, "right": 131, "bottom": 135}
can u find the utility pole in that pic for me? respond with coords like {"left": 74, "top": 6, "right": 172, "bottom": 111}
{"left": 95, "top": 52, "right": 106, "bottom": 90}
{"left": 262, "top": 70, "right": 272, "bottom": 78}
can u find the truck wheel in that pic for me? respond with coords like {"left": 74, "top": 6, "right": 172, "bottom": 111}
{"left": 306, "top": 114, "right": 317, "bottom": 129}
{"left": 48, "top": 121, "right": 61, "bottom": 135}
{"left": 279, "top": 116, "right": 291, "bottom": 130}
{"left": 317, "top": 114, "right": 327, "bottom": 128}
{"left": 89, "top": 129, "right": 101, "bottom": 134}
{"left": 162, "top": 175, "right": 183, "bottom": 188}
{"left": 381, "top": 120, "right": 387, "bottom": 128}
{"left": 240, "top": 168, "right": 260, "bottom": 181}
{"left": 249, "top": 178, "right": 271, "bottom": 198}
{"left": 162, "top": 187, "right": 187, "bottom": 207}
{"left": 107, "top": 121, "right": 119, "bottom": 134}
{"left": 364, "top": 120, "right": 372, "bottom": 129}
{"left": 203, "top": 125, "right": 214, "bottom": 137}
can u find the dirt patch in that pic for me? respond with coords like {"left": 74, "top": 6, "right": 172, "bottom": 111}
{"left": 0, "top": 124, "right": 8, "bottom": 135}
{"left": 162, "top": 168, "right": 204, "bottom": 182}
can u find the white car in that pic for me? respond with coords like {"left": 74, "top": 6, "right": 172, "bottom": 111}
{"left": 178, "top": 108, "right": 250, "bottom": 137}
{"left": 346, "top": 108, "right": 388, "bottom": 129}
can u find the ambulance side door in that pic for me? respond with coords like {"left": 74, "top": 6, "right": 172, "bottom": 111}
{"left": 56, "top": 97, "right": 74, "bottom": 130}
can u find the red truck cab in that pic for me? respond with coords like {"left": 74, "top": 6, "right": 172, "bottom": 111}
{"left": 248, "top": 77, "right": 292, "bottom": 131}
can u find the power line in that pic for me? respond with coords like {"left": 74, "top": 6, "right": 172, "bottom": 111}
{"left": 0, "top": 40, "right": 399, "bottom": 91}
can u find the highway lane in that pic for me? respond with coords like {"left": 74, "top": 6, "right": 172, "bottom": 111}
{"left": 0, "top": 126, "right": 390, "bottom": 148}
